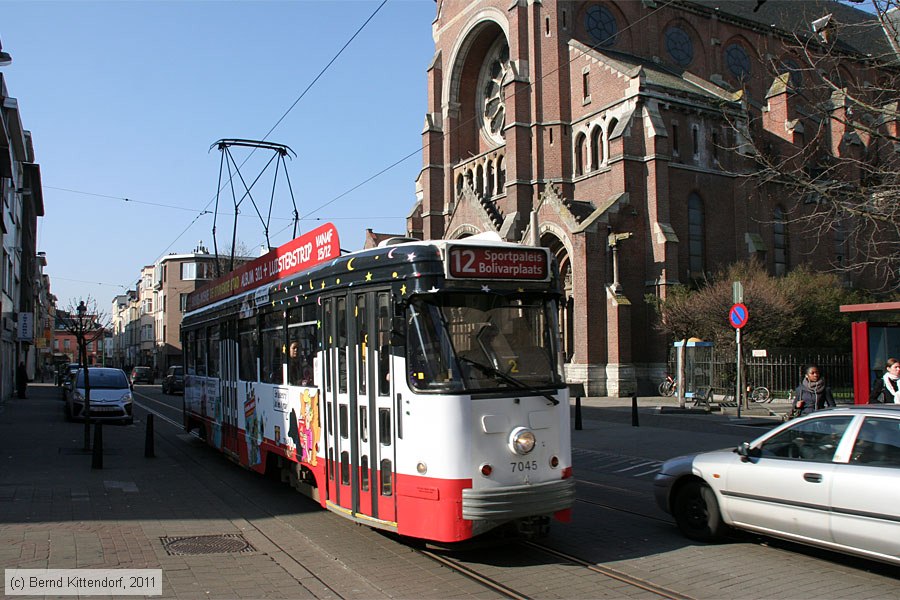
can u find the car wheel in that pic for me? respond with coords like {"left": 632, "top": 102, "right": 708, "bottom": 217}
{"left": 673, "top": 480, "right": 726, "bottom": 542}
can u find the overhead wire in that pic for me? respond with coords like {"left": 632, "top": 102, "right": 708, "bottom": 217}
{"left": 53, "top": 0, "right": 674, "bottom": 298}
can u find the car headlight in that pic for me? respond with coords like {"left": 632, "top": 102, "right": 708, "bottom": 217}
{"left": 509, "top": 427, "right": 536, "bottom": 455}
{"left": 72, "top": 391, "right": 84, "bottom": 402}
{"left": 121, "top": 392, "right": 133, "bottom": 403}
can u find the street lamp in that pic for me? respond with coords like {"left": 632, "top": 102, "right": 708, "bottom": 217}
{"left": 76, "top": 301, "right": 93, "bottom": 451}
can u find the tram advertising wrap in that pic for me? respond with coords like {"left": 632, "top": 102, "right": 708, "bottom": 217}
{"left": 181, "top": 229, "right": 574, "bottom": 544}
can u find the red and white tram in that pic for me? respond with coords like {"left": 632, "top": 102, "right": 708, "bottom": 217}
{"left": 181, "top": 223, "right": 574, "bottom": 543}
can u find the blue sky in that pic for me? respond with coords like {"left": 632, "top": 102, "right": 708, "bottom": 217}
{"left": 3, "top": 0, "right": 436, "bottom": 308}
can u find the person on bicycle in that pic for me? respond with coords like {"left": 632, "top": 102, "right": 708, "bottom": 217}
{"left": 792, "top": 364, "right": 835, "bottom": 417}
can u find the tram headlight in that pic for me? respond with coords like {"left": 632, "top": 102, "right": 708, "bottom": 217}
{"left": 509, "top": 427, "right": 536, "bottom": 455}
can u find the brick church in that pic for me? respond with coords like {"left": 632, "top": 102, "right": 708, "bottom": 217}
{"left": 405, "top": 0, "right": 895, "bottom": 396}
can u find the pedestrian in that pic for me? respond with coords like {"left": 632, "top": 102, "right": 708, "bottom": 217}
{"left": 869, "top": 357, "right": 900, "bottom": 404}
{"left": 16, "top": 361, "right": 28, "bottom": 399}
{"left": 791, "top": 363, "right": 835, "bottom": 417}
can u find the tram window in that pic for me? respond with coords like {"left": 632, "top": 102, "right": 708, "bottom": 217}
{"left": 260, "top": 312, "right": 284, "bottom": 384}
{"left": 238, "top": 318, "right": 257, "bottom": 381}
{"left": 361, "top": 455, "right": 369, "bottom": 492}
{"left": 340, "top": 450, "right": 350, "bottom": 485}
{"left": 339, "top": 404, "right": 349, "bottom": 440}
{"left": 328, "top": 448, "right": 334, "bottom": 481}
{"left": 357, "top": 295, "right": 367, "bottom": 395}
{"left": 196, "top": 328, "right": 208, "bottom": 377}
{"left": 208, "top": 325, "right": 221, "bottom": 378}
{"left": 326, "top": 400, "right": 333, "bottom": 436}
{"left": 185, "top": 331, "right": 195, "bottom": 375}
{"left": 359, "top": 406, "right": 368, "bottom": 442}
{"left": 380, "top": 459, "right": 393, "bottom": 496}
{"left": 377, "top": 293, "right": 390, "bottom": 396}
{"left": 337, "top": 297, "right": 348, "bottom": 394}
{"left": 288, "top": 305, "right": 316, "bottom": 386}
{"left": 323, "top": 299, "right": 333, "bottom": 393}
{"left": 379, "top": 408, "right": 391, "bottom": 445}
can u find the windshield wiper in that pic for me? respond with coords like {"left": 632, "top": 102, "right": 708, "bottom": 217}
{"left": 457, "top": 356, "right": 560, "bottom": 405}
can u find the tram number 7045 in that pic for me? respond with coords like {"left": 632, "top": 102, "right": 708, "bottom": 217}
{"left": 511, "top": 460, "right": 539, "bottom": 472}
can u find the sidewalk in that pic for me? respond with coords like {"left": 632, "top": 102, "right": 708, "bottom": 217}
{"left": 0, "top": 384, "right": 387, "bottom": 599}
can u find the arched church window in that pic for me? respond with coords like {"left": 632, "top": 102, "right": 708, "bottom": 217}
{"left": 585, "top": 4, "right": 617, "bottom": 47}
{"left": 665, "top": 26, "right": 693, "bottom": 67}
{"left": 496, "top": 155, "right": 506, "bottom": 191}
{"left": 456, "top": 173, "right": 464, "bottom": 199}
{"left": 574, "top": 132, "right": 587, "bottom": 176}
{"left": 486, "top": 160, "right": 494, "bottom": 197}
{"left": 778, "top": 58, "right": 803, "bottom": 90}
{"left": 773, "top": 206, "right": 789, "bottom": 276}
{"left": 590, "top": 126, "right": 603, "bottom": 169}
{"left": 476, "top": 164, "right": 484, "bottom": 197}
{"left": 478, "top": 38, "right": 511, "bottom": 145}
{"left": 725, "top": 43, "right": 751, "bottom": 82}
{"left": 688, "top": 192, "right": 705, "bottom": 277}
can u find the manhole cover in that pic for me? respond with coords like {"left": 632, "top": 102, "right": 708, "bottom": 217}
{"left": 160, "top": 534, "right": 255, "bottom": 556}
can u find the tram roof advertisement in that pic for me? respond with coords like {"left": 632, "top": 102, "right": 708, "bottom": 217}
{"left": 445, "top": 243, "right": 550, "bottom": 281}
{"left": 187, "top": 222, "right": 340, "bottom": 312}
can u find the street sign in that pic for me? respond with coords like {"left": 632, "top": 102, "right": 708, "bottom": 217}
{"left": 733, "top": 281, "right": 743, "bottom": 304}
{"left": 729, "top": 303, "right": 749, "bottom": 329}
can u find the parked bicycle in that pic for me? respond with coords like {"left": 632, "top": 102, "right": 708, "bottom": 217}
{"left": 748, "top": 384, "right": 771, "bottom": 403}
{"left": 658, "top": 374, "right": 677, "bottom": 397}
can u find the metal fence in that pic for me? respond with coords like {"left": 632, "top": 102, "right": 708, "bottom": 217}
{"left": 670, "top": 348, "right": 854, "bottom": 402}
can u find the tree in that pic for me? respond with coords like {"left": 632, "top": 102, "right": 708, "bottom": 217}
{"left": 723, "top": 0, "right": 900, "bottom": 291}
{"left": 58, "top": 297, "right": 109, "bottom": 451}
{"left": 650, "top": 259, "right": 866, "bottom": 352}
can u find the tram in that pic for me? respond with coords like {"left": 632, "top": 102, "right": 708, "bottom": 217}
{"left": 180, "top": 223, "right": 574, "bottom": 543}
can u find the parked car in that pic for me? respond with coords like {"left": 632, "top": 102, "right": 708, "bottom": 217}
{"left": 162, "top": 365, "right": 184, "bottom": 395}
{"left": 654, "top": 405, "right": 900, "bottom": 567}
{"left": 130, "top": 366, "right": 153, "bottom": 384}
{"left": 65, "top": 367, "right": 134, "bottom": 425}
{"left": 60, "top": 363, "right": 83, "bottom": 398}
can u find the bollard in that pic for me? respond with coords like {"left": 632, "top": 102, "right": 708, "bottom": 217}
{"left": 631, "top": 395, "right": 640, "bottom": 427}
{"left": 145, "top": 413, "right": 155, "bottom": 458}
{"left": 91, "top": 424, "right": 103, "bottom": 469}
{"left": 574, "top": 395, "right": 583, "bottom": 430}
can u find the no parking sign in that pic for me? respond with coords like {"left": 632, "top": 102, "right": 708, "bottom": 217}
{"left": 729, "top": 303, "right": 749, "bottom": 329}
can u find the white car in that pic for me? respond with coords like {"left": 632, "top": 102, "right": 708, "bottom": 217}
{"left": 65, "top": 367, "right": 134, "bottom": 425}
{"left": 654, "top": 405, "right": 900, "bottom": 566}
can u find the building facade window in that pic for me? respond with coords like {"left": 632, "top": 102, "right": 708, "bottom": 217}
{"left": 688, "top": 192, "right": 705, "bottom": 277}
{"left": 773, "top": 206, "right": 789, "bottom": 276}
{"left": 585, "top": 4, "right": 617, "bottom": 47}
{"left": 665, "top": 26, "right": 693, "bottom": 67}
{"left": 725, "top": 43, "right": 751, "bottom": 82}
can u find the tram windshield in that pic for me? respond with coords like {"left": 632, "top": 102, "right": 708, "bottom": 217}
{"left": 406, "top": 293, "right": 562, "bottom": 393}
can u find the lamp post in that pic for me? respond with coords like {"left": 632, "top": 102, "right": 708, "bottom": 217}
{"left": 77, "top": 301, "right": 93, "bottom": 451}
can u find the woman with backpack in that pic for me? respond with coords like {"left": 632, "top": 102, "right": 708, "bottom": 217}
{"left": 869, "top": 358, "right": 900, "bottom": 404}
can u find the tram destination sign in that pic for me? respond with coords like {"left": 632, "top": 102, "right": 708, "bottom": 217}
{"left": 446, "top": 244, "right": 550, "bottom": 281}
{"left": 187, "top": 222, "right": 340, "bottom": 312}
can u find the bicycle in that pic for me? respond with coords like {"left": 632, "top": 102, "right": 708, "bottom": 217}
{"left": 748, "top": 384, "right": 771, "bottom": 403}
{"left": 658, "top": 374, "right": 677, "bottom": 397}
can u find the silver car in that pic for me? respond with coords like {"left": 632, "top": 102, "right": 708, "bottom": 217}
{"left": 65, "top": 367, "right": 134, "bottom": 425}
{"left": 654, "top": 405, "right": 900, "bottom": 566}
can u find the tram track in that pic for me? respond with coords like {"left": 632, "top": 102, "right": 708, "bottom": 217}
{"left": 415, "top": 538, "right": 695, "bottom": 600}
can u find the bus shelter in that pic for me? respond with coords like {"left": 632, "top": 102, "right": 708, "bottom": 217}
{"left": 839, "top": 301, "right": 900, "bottom": 404}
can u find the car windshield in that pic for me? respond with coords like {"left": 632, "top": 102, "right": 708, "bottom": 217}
{"left": 405, "top": 292, "right": 562, "bottom": 393}
{"left": 134, "top": 367, "right": 149, "bottom": 374}
{"left": 76, "top": 370, "right": 129, "bottom": 389}
{"left": 173, "top": 368, "right": 183, "bottom": 376}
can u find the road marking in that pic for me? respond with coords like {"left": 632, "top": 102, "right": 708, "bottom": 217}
{"left": 133, "top": 400, "right": 182, "bottom": 428}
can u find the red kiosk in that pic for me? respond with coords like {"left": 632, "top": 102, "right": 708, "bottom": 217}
{"left": 840, "top": 301, "right": 900, "bottom": 404}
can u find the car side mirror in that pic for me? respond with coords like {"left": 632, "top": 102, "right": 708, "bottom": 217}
{"left": 736, "top": 441, "right": 759, "bottom": 462}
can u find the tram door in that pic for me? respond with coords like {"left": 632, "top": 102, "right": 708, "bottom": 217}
{"left": 221, "top": 320, "right": 240, "bottom": 458}
{"left": 323, "top": 292, "right": 396, "bottom": 525}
